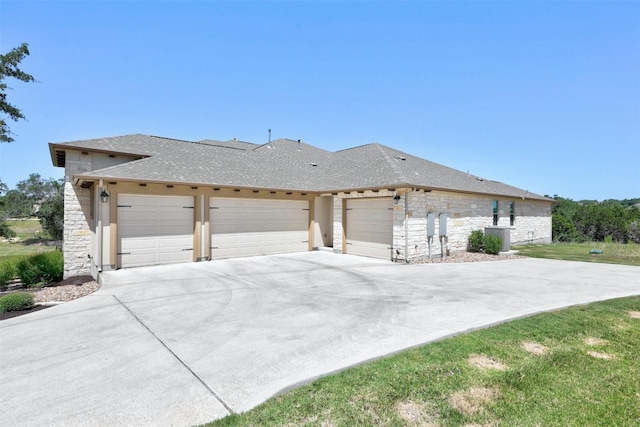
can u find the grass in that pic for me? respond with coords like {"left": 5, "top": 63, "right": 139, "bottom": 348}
{"left": 205, "top": 297, "right": 640, "bottom": 426}
{"left": 0, "top": 219, "right": 57, "bottom": 260}
{"left": 516, "top": 242, "right": 640, "bottom": 266}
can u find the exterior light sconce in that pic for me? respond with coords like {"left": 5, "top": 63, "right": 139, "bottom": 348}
{"left": 100, "top": 189, "right": 109, "bottom": 203}
{"left": 393, "top": 193, "right": 401, "bottom": 205}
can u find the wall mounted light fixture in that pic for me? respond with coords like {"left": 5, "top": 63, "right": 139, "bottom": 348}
{"left": 100, "top": 189, "right": 109, "bottom": 203}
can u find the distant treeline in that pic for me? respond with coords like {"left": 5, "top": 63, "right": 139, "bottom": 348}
{"left": 549, "top": 196, "right": 640, "bottom": 243}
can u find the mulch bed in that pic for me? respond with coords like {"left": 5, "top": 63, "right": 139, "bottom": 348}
{"left": 0, "top": 304, "right": 51, "bottom": 320}
{"left": 0, "top": 275, "right": 99, "bottom": 321}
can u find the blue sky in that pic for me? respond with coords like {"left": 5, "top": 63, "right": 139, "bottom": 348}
{"left": 1, "top": 1, "right": 638, "bottom": 201}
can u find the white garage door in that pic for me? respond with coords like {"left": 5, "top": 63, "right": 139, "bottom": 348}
{"left": 118, "top": 194, "right": 194, "bottom": 268}
{"left": 346, "top": 198, "right": 393, "bottom": 260}
{"left": 210, "top": 198, "right": 309, "bottom": 259}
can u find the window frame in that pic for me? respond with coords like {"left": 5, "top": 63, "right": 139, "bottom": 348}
{"left": 509, "top": 201, "right": 515, "bottom": 226}
{"left": 492, "top": 200, "right": 499, "bottom": 226}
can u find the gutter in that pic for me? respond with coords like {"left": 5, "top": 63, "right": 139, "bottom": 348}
{"left": 96, "top": 180, "right": 103, "bottom": 277}
{"left": 404, "top": 188, "right": 410, "bottom": 263}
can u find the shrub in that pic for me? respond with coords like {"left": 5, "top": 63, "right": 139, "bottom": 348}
{"left": 629, "top": 221, "right": 640, "bottom": 244}
{"left": 0, "top": 292, "right": 34, "bottom": 313}
{"left": 0, "top": 259, "right": 17, "bottom": 291}
{"left": 484, "top": 234, "right": 503, "bottom": 255}
{"left": 0, "top": 220, "right": 16, "bottom": 238}
{"left": 16, "top": 251, "right": 63, "bottom": 288}
{"left": 468, "top": 230, "right": 484, "bottom": 252}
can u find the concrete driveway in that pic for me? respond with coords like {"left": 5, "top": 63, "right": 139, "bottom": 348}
{"left": 1, "top": 252, "right": 639, "bottom": 426}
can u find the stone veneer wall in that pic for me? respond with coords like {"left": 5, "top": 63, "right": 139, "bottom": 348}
{"left": 62, "top": 152, "right": 93, "bottom": 278}
{"left": 403, "top": 189, "right": 551, "bottom": 260}
{"left": 62, "top": 150, "right": 133, "bottom": 278}
{"left": 332, "top": 195, "right": 343, "bottom": 253}
{"left": 333, "top": 188, "right": 552, "bottom": 262}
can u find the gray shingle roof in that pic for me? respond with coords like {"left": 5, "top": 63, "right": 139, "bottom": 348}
{"left": 49, "top": 134, "right": 551, "bottom": 201}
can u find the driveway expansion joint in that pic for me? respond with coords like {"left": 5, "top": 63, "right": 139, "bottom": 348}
{"left": 112, "top": 295, "right": 235, "bottom": 415}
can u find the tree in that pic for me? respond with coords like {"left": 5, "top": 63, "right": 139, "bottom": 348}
{"left": 0, "top": 180, "right": 14, "bottom": 238}
{"left": 551, "top": 196, "right": 583, "bottom": 242}
{"left": 551, "top": 195, "right": 640, "bottom": 243}
{"left": 552, "top": 212, "right": 578, "bottom": 242}
{"left": 16, "top": 173, "right": 59, "bottom": 202}
{"left": 0, "top": 179, "right": 8, "bottom": 217}
{"left": 0, "top": 174, "right": 64, "bottom": 240}
{"left": 36, "top": 181, "right": 63, "bottom": 240}
{"left": 0, "top": 174, "right": 58, "bottom": 219}
{"left": 1, "top": 43, "right": 36, "bottom": 143}
{"left": 0, "top": 189, "right": 31, "bottom": 219}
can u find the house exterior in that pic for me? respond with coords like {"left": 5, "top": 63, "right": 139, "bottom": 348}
{"left": 49, "top": 134, "right": 553, "bottom": 279}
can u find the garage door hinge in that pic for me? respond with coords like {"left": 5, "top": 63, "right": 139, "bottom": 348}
{"left": 117, "top": 252, "right": 131, "bottom": 255}
{"left": 303, "top": 240, "right": 309, "bottom": 243}
{"left": 302, "top": 208, "right": 310, "bottom": 211}
{"left": 183, "top": 206, "right": 194, "bottom": 209}
{"left": 388, "top": 208, "right": 393, "bottom": 210}
{"left": 182, "top": 248, "right": 193, "bottom": 251}
{"left": 346, "top": 243, "right": 352, "bottom": 245}
{"left": 117, "top": 205, "right": 132, "bottom": 208}
{"left": 210, "top": 207, "right": 219, "bottom": 209}
{"left": 346, "top": 208, "right": 353, "bottom": 210}
{"left": 210, "top": 246, "right": 219, "bottom": 249}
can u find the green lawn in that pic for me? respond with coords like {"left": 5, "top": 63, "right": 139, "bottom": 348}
{"left": 0, "top": 219, "right": 57, "bottom": 260}
{"left": 516, "top": 242, "right": 640, "bottom": 267}
{"left": 205, "top": 297, "right": 640, "bottom": 427}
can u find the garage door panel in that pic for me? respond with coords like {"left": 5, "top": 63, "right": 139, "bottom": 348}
{"left": 160, "top": 223, "right": 193, "bottom": 235}
{"left": 120, "top": 236, "right": 157, "bottom": 251}
{"left": 210, "top": 198, "right": 309, "bottom": 260}
{"left": 348, "top": 240, "right": 392, "bottom": 259}
{"left": 238, "top": 232, "right": 265, "bottom": 244}
{"left": 156, "top": 211, "right": 193, "bottom": 222}
{"left": 118, "top": 194, "right": 194, "bottom": 268}
{"left": 118, "top": 225, "right": 156, "bottom": 238}
{"left": 211, "top": 233, "right": 238, "bottom": 243}
{"left": 158, "top": 235, "right": 193, "bottom": 248}
{"left": 349, "top": 233, "right": 389, "bottom": 245}
{"left": 119, "top": 223, "right": 191, "bottom": 238}
{"left": 121, "top": 253, "right": 158, "bottom": 268}
{"left": 287, "top": 218, "right": 308, "bottom": 228}
{"left": 346, "top": 198, "right": 393, "bottom": 260}
{"left": 158, "top": 250, "right": 192, "bottom": 264}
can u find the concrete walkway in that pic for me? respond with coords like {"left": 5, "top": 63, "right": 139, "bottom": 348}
{"left": 1, "top": 252, "right": 639, "bottom": 426}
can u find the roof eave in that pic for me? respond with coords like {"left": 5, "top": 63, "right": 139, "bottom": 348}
{"left": 48, "top": 143, "right": 61, "bottom": 167}
{"left": 72, "top": 174, "right": 325, "bottom": 194}
{"left": 49, "top": 142, "right": 149, "bottom": 160}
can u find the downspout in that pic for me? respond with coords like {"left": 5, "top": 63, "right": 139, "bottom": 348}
{"left": 200, "top": 194, "right": 206, "bottom": 261}
{"left": 404, "top": 189, "right": 410, "bottom": 263}
{"left": 97, "top": 179, "right": 103, "bottom": 274}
